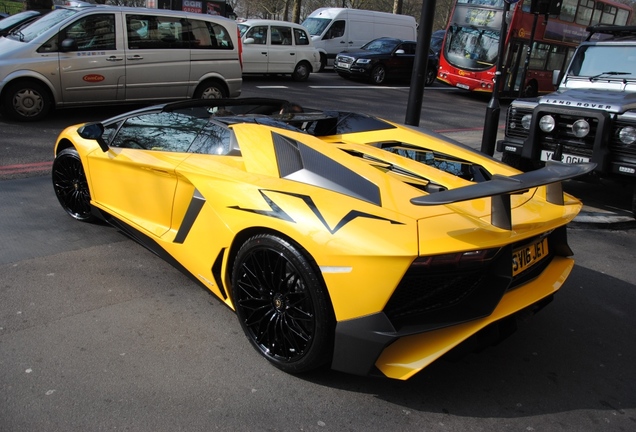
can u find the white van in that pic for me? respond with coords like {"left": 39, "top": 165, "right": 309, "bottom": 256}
{"left": 238, "top": 19, "right": 321, "bottom": 81}
{"left": 0, "top": 5, "right": 242, "bottom": 121}
{"left": 301, "top": 8, "right": 417, "bottom": 70}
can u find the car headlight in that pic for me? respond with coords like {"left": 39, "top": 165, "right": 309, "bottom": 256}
{"left": 572, "top": 119, "right": 590, "bottom": 138}
{"left": 539, "top": 115, "right": 555, "bottom": 133}
{"left": 619, "top": 126, "right": 636, "bottom": 144}
{"left": 521, "top": 114, "right": 532, "bottom": 130}
{"left": 356, "top": 58, "right": 371, "bottom": 65}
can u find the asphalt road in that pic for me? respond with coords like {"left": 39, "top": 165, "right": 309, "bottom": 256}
{"left": 1, "top": 73, "right": 635, "bottom": 431}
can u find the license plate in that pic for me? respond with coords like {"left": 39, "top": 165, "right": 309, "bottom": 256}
{"left": 336, "top": 61, "right": 350, "bottom": 69}
{"left": 540, "top": 150, "right": 590, "bottom": 164}
{"left": 456, "top": 83, "right": 470, "bottom": 90}
{"left": 512, "top": 237, "right": 549, "bottom": 277}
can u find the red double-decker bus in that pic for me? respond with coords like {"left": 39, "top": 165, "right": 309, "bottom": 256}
{"left": 437, "top": 0, "right": 632, "bottom": 97}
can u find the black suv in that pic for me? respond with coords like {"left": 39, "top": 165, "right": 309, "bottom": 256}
{"left": 334, "top": 37, "right": 438, "bottom": 86}
{"left": 497, "top": 25, "right": 636, "bottom": 216}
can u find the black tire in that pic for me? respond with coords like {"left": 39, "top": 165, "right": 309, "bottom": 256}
{"left": 370, "top": 64, "right": 387, "bottom": 85}
{"left": 318, "top": 53, "right": 327, "bottom": 72}
{"left": 52, "top": 148, "right": 95, "bottom": 222}
{"left": 292, "top": 61, "right": 311, "bottom": 82}
{"left": 194, "top": 80, "right": 227, "bottom": 99}
{"left": 231, "top": 234, "right": 335, "bottom": 374}
{"left": 1, "top": 80, "right": 53, "bottom": 121}
{"left": 425, "top": 66, "right": 437, "bottom": 86}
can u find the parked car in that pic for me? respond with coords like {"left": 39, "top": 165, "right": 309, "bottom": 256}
{"left": 334, "top": 37, "right": 438, "bottom": 85}
{"left": 0, "top": 5, "right": 242, "bottom": 121}
{"left": 52, "top": 97, "right": 593, "bottom": 380}
{"left": 0, "top": 10, "right": 44, "bottom": 37}
{"left": 237, "top": 19, "right": 321, "bottom": 81}
{"left": 301, "top": 7, "right": 417, "bottom": 70}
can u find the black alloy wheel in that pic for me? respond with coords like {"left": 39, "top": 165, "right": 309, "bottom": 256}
{"left": 52, "top": 148, "right": 95, "bottom": 222}
{"left": 231, "top": 234, "right": 334, "bottom": 374}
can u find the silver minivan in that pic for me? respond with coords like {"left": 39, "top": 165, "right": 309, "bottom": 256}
{"left": 0, "top": 5, "right": 242, "bottom": 121}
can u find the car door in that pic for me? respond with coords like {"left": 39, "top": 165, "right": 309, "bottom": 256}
{"left": 241, "top": 25, "right": 269, "bottom": 73}
{"left": 123, "top": 13, "right": 190, "bottom": 101}
{"left": 58, "top": 12, "right": 124, "bottom": 103}
{"left": 391, "top": 42, "right": 416, "bottom": 79}
{"left": 267, "top": 25, "right": 296, "bottom": 73}
{"left": 87, "top": 111, "right": 205, "bottom": 237}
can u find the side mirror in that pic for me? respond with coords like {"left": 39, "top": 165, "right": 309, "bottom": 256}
{"left": 552, "top": 69, "right": 561, "bottom": 87}
{"left": 395, "top": 49, "right": 405, "bottom": 55}
{"left": 244, "top": 37, "right": 255, "bottom": 45}
{"left": 78, "top": 122, "right": 109, "bottom": 152}
{"left": 60, "top": 38, "right": 78, "bottom": 52}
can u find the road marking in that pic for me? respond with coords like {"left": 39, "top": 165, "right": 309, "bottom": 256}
{"left": 256, "top": 85, "right": 462, "bottom": 90}
{"left": 256, "top": 86, "right": 289, "bottom": 89}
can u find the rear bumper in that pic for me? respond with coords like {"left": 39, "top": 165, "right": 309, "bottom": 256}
{"left": 331, "top": 255, "right": 574, "bottom": 380}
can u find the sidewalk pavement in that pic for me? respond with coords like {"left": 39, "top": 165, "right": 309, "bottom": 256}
{"left": 440, "top": 128, "right": 635, "bottom": 226}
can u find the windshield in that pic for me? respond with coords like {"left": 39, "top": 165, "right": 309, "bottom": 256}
{"left": 301, "top": 17, "right": 330, "bottom": 36}
{"left": 8, "top": 8, "right": 77, "bottom": 42}
{"left": 568, "top": 45, "right": 636, "bottom": 79}
{"left": 361, "top": 39, "right": 400, "bottom": 54}
{"left": 0, "top": 11, "right": 39, "bottom": 32}
{"left": 443, "top": 3, "right": 505, "bottom": 71}
{"left": 237, "top": 23, "right": 248, "bottom": 37}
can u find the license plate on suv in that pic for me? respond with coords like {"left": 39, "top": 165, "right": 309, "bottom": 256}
{"left": 512, "top": 237, "right": 549, "bottom": 277}
{"left": 540, "top": 150, "right": 590, "bottom": 164}
{"left": 336, "top": 61, "right": 351, "bottom": 69}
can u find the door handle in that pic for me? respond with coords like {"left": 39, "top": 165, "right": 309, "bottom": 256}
{"left": 127, "top": 55, "right": 144, "bottom": 60}
{"left": 261, "top": 52, "right": 267, "bottom": 55}
{"left": 106, "top": 56, "right": 123, "bottom": 62}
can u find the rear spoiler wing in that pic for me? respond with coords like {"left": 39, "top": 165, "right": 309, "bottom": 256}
{"left": 411, "top": 161, "right": 596, "bottom": 230}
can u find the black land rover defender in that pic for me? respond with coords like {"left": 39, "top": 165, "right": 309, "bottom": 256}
{"left": 497, "top": 25, "right": 636, "bottom": 216}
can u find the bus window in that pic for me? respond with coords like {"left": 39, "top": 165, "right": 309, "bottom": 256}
{"left": 560, "top": 0, "right": 578, "bottom": 22}
{"left": 529, "top": 43, "right": 549, "bottom": 70}
{"left": 576, "top": 0, "right": 594, "bottom": 26}
{"left": 616, "top": 8, "right": 630, "bottom": 25}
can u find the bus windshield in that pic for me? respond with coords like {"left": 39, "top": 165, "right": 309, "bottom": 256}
{"left": 445, "top": 25, "right": 500, "bottom": 70}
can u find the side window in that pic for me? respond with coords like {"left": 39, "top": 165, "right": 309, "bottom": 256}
{"left": 62, "top": 14, "right": 116, "bottom": 51}
{"left": 529, "top": 42, "right": 549, "bottom": 70}
{"left": 126, "top": 15, "right": 187, "bottom": 49}
{"left": 189, "top": 122, "right": 234, "bottom": 155}
{"left": 294, "top": 28, "right": 309, "bottom": 46}
{"left": 245, "top": 25, "right": 267, "bottom": 45}
{"left": 272, "top": 26, "right": 292, "bottom": 45}
{"left": 324, "top": 20, "right": 345, "bottom": 40}
{"left": 189, "top": 19, "right": 234, "bottom": 49}
{"left": 109, "top": 112, "right": 208, "bottom": 152}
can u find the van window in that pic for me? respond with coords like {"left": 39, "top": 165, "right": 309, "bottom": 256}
{"left": 189, "top": 19, "right": 234, "bottom": 49}
{"left": 126, "top": 15, "right": 188, "bottom": 49}
{"left": 324, "top": 20, "right": 344, "bottom": 40}
{"left": 62, "top": 14, "right": 116, "bottom": 51}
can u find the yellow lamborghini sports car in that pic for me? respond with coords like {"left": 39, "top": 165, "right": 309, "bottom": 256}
{"left": 52, "top": 98, "right": 594, "bottom": 380}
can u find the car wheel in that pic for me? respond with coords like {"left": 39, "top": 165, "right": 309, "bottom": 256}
{"left": 292, "top": 61, "right": 311, "bottom": 82}
{"left": 194, "top": 80, "right": 227, "bottom": 99}
{"left": 52, "top": 148, "right": 95, "bottom": 222}
{"left": 425, "top": 67, "right": 436, "bottom": 86}
{"left": 370, "top": 65, "right": 386, "bottom": 85}
{"left": 1, "top": 80, "right": 53, "bottom": 121}
{"left": 231, "top": 233, "right": 335, "bottom": 374}
{"left": 319, "top": 53, "right": 327, "bottom": 72}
